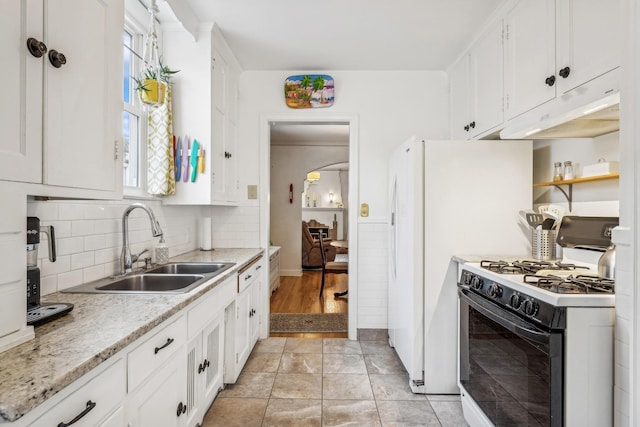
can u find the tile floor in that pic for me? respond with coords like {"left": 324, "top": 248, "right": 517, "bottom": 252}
{"left": 201, "top": 331, "right": 468, "bottom": 426}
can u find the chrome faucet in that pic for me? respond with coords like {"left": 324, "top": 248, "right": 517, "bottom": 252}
{"left": 120, "top": 203, "right": 163, "bottom": 274}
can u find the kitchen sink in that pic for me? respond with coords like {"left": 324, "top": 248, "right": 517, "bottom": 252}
{"left": 95, "top": 274, "right": 204, "bottom": 293}
{"left": 62, "top": 262, "right": 236, "bottom": 294}
{"left": 146, "top": 262, "right": 234, "bottom": 275}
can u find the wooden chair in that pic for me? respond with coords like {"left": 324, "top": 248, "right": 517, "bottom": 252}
{"left": 318, "top": 237, "right": 348, "bottom": 297}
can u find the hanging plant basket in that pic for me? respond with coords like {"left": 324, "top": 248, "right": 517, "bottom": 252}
{"left": 138, "top": 79, "right": 166, "bottom": 106}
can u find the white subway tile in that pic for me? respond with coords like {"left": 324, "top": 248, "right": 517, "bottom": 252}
{"left": 40, "top": 275, "right": 58, "bottom": 296}
{"left": 57, "top": 237, "right": 85, "bottom": 256}
{"left": 47, "top": 221, "right": 72, "bottom": 238}
{"left": 27, "top": 202, "right": 59, "bottom": 221}
{"left": 57, "top": 270, "right": 84, "bottom": 290}
{"left": 71, "top": 252, "right": 95, "bottom": 270}
{"left": 71, "top": 220, "right": 97, "bottom": 237}
{"left": 84, "top": 235, "right": 107, "bottom": 251}
{"left": 95, "top": 247, "right": 119, "bottom": 264}
{"left": 83, "top": 265, "right": 106, "bottom": 283}
{"left": 41, "top": 255, "right": 70, "bottom": 276}
{"left": 58, "top": 204, "right": 86, "bottom": 220}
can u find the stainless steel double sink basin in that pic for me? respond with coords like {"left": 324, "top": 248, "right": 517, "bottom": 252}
{"left": 62, "top": 262, "right": 235, "bottom": 294}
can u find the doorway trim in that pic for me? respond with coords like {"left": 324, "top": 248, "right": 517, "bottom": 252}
{"left": 259, "top": 112, "right": 359, "bottom": 340}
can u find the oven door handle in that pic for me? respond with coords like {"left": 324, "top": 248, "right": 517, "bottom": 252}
{"left": 458, "top": 288, "right": 551, "bottom": 345}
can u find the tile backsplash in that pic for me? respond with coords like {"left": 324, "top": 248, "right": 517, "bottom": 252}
{"left": 27, "top": 199, "right": 260, "bottom": 296}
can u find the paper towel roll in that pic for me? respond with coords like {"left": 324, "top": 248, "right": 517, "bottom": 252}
{"left": 201, "top": 217, "right": 212, "bottom": 250}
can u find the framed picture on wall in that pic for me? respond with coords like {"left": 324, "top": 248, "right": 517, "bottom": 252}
{"left": 284, "top": 74, "right": 334, "bottom": 108}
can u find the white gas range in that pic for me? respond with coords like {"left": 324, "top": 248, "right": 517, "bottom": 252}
{"left": 457, "top": 217, "right": 618, "bottom": 427}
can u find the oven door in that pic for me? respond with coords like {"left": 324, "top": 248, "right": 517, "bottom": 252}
{"left": 458, "top": 288, "right": 563, "bottom": 427}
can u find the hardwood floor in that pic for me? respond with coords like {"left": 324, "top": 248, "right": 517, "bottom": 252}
{"left": 269, "top": 270, "right": 348, "bottom": 338}
{"left": 270, "top": 270, "right": 348, "bottom": 314}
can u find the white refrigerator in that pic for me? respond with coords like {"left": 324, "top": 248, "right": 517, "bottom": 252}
{"left": 388, "top": 137, "right": 532, "bottom": 394}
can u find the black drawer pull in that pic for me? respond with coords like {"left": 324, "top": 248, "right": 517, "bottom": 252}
{"left": 245, "top": 274, "right": 252, "bottom": 280}
{"left": 256, "top": 265, "right": 262, "bottom": 270}
{"left": 154, "top": 337, "right": 175, "bottom": 354}
{"left": 57, "top": 400, "right": 96, "bottom": 427}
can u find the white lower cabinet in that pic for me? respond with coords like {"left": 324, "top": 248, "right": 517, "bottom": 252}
{"left": 30, "top": 358, "right": 126, "bottom": 427}
{"left": 13, "top": 266, "right": 263, "bottom": 427}
{"left": 184, "top": 277, "right": 233, "bottom": 427}
{"left": 128, "top": 349, "right": 187, "bottom": 427}
{"left": 225, "top": 257, "right": 264, "bottom": 383}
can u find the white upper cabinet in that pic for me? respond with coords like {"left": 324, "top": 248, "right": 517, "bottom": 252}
{"left": 450, "top": 19, "right": 504, "bottom": 139}
{"left": 504, "top": 0, "right": 621, "bottom": 120}
{"left": 1, "top": 1, "right": 42, "bottom": 183}
{"left": 449, "top": 53, "right": 472, "bottom": 140}
{"left": 505, "top": 0, "right": 556, "bottom": 120}
{"left": 470, "top": 19, "right": 505, "bottom": 137}
{"left": 1, "top": 0, "right": 123, "bottom": 195}
{"left": 555, "top": 0, "right": 621, "bottom": 94}
{"left": 163, "top": 26, "right": 240, "bottom": 205}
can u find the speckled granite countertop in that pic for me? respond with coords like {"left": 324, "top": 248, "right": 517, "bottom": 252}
{"left": 0, "top": 248, "right": 263, "bottom": 423}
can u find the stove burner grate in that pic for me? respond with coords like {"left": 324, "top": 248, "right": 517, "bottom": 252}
{"left": 523, "top": 274, "right": 614, "bottom": 294}
{"left": 480, "top": 259, "right": 590, "bottom": 275}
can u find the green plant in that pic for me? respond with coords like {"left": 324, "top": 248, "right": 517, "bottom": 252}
{"left": 132, "top": 58, "right": 179, "bottom": 93}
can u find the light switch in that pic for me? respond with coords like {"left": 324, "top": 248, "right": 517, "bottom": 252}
{"left": 360, "top": 203, "right": 369, "bottom": 217}
{"left": 247, "top": 185, "right": 258, "bottom": 199}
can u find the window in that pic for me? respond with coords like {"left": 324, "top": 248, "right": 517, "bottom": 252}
{"left": 123, "top": 19, "right": 148, "bottom": 196}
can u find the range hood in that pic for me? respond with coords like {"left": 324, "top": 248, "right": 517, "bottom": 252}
{"left": 500, "top": 70, "right": 620, "bottom": 139}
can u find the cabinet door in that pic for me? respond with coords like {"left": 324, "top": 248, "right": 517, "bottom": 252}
{"left": 225, "top": 120, "right": 238, "bottom": 201}
{"left": 202, "top": 313, "right": 224, "bottom": 407}
{"left": 129, "top": 352, "right": 187, "bottom": 427}
{"left": 44, "top": 0, "right": 121, "bottom": 192}
{"left": 449, "top": 54, "right": 471, "bottom": 140}
{"left": 470, "top": 19, "right": 504, "bottom": 137}
{"left": 505, "top": 0, "right": 556, "bottom": 119}
{"left": 211, "top": 108, "right": 227, "bottom": 201}
{"left": 185, "top": 335, "right": 202, "bottom": 427}
{"left": 555, "top": 0, "right": 621, "bottom": 94}
{"left": 250, "top": 277, "right": 261, "bottom": 347}
{"left": 0, "top": 0, "right": 43, "bottom": 183}
{"left": 235, "top": 286, "right": 252, "bottom": 371}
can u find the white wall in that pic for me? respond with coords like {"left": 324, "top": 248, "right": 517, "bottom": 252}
{"left": 240, "top": 70, "right": 449, "bottom": 327}
{"left": 533, "top": 131, "right": 620, "bottom": 215}
{"left": 302, "top": 170, "right": 344, "bottom": 208}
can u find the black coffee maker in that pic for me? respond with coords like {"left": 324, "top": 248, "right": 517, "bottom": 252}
{"left": 27, "top": 217, "right": 73, "bottom": 326}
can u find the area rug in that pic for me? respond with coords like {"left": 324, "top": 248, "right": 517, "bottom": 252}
{"left": 270, "top": 313, "right": 348, "bottom": 333}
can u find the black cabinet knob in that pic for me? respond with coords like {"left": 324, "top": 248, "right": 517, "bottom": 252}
{"left": 27, "top": 37, "right": 47, "bottom": 58}
{"left": 464, "top": 125, "right": 470, "bottom": 132}
{"left": 176, "top": 401, "right": 186, "bottom": 417}
{"left": 48, "top": 50, "right": 67, "bottom": 68}
{"left": 470, "top": 121, "right": 476, "bottom": 129}
{"left": 559, "top": 66, "right": 571, "bottom": 78}
{"left": 545, "top": 75, "right": 556, "bottom": 87}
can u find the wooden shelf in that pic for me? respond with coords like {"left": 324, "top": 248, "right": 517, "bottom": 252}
{"left": 533, "top": 173, "right": 619, "bottom": 211}
{"left": 533, "top": 173, "right": 619, "bottom": 187}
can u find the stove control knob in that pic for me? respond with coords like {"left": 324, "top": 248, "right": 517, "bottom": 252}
{"left": 488, "top": 284, "right": 502, "bottom": 299}
{"left": 523, "top": 299, "right": 538, "bottom": 317}
{"left": 509, "top": 294, "right": 522, "bottom": 309}
{"left": 470, "top": 276, "right": 484, "bottom": 290}
{"left": 461, "top": 272, "right": 472, "bottom": 287}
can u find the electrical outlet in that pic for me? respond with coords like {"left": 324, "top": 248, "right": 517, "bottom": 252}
{"left": 247, "top": 185, "right": 258, "bottom": 199}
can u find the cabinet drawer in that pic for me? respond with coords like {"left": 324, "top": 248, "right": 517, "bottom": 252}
{"left": 31, "top": 358, "right": 125, "bottom": 427}
{"left": 128, "top": 315, "right": 187, "bottom": 391}
{"left": 238, "top": 257, "right": 263, "bottom": 293}
{"left": 217, "top": 274, "right": 238, "bottom": 308}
